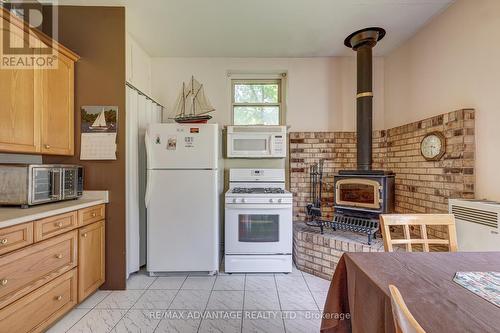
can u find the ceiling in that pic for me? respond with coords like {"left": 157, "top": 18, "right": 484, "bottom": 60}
{"left": 57, "top": 0, "right": 454, "bottom": 57}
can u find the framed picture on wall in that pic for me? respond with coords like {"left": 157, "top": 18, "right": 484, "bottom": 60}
{"left": 81, "top": 106, "right": 118, "bottom": 134}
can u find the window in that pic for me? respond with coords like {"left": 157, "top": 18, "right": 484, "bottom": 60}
{"left": 232, "top": 79, "right": 282, "bottom": 125}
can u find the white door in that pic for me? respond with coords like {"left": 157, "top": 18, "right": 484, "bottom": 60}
{"left": 146, "top": 169, "right": 219, "bottom": 272}
{"left": 155, "top": 104, "right": 163, "bottom": 123}
{"left": 144, "top": 98, "right": 153, "bottom": 126}
{"left": 137, "top": 94, "right": 149, "bottom": 267}
{"left": 126, "top": 87, "right": 140, "bottom": 276}
{"left": 225, "top": 205, "right": 292, "bottom": 254}
{"left": 146, "top": 123, "right": 218, "bottom": 170}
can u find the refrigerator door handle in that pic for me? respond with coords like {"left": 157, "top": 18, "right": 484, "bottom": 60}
{"left": 144, "top": 130, "right": 152, "bottom": 208}
{"left": 145, "top": 130, "right": 151, "bottom": 170}
{"left": 145, "top": 169, "right": 152, "bottom": 208}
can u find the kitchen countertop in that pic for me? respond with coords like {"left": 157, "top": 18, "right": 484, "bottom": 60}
{"left": 0, "top": 191, "right": 109, "bottom": 229}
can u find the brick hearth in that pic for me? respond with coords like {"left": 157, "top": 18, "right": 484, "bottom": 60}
{"left": 293, "top": 223, "right": 385, "bottom": 279}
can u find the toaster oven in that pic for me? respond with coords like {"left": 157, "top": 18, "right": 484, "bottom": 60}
{"left": 0, "top": 164, "right": 84, "bottom": 208}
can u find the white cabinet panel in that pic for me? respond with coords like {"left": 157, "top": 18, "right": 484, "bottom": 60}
{"left": 126, "top": 34, "right": 152, "bottom": 95}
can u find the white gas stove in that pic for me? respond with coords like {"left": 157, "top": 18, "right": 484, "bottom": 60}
{"left": 224, "top": 169, "right": 293, "bottom": 273}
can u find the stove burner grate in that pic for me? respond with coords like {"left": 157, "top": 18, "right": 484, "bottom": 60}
{"left": 232, "top": 187, "right": 285, "bottom": 194}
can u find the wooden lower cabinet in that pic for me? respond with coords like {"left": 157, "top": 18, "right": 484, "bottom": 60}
{"left": 0, "top": 204, "right": 106, "bottom": 333}
{"left": 0, "top": 222, "right": 33, "bottom": 256}
{"left": 0, "top": 269, "right": 77, "bottom": 333}
{"left": 0, "top": 230, "right": 77, "bottom": 309}
{"left": 34, "top": 211, "right": 78, "bottom": 242}
{"left": 78, "top": 204, "right": 106, "bottom": 227}
{"left": 78, "top": 220, "right": 105, "bottom": 302}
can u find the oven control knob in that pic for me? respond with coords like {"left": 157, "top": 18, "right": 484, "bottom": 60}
{"left": 278, "top": 199, "right": 282, "bottom": 203}
{"left": 241, "top": 198, "right": 246, "bottom": 203}
{"left": 232, "top": 198, "right": 237, "bottom": 203}
{"left": 269, "top": 199, "right": 275, "bottom": 203}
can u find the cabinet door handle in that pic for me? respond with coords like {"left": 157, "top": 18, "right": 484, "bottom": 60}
{"left": 91, "top": 212, "right": 97, "bottom": 218}
{"left": 83, "top": 233, "right": 88, "bottom": 238}
{"left": 55, "top": 253, "right": 63, "bottom": 259}
{"left": 0, "top": 239, "right": 7, "bottom": 245}
{"left": 55, "top": 295, "right": 63, "bottom": 301}
{"left": 0, "top": 279, "right": 7, "bottom": 286}
{"left": 45, "top": 144, "right": 51, "bottom": 149}
{"left": 55, "top": 222, "right": 64, "bottom": 228}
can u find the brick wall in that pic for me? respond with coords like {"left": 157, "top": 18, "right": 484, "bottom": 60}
{"left": 387, "top": 109, "right": 475, "bottom": 213}
{"left": 289, "top": 109, "right": 475, "bottom": 220}
{"left": 290, "top": 132, "right": 354, "bottom": 221}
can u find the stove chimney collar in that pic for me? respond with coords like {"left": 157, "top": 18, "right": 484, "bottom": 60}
{"left": 344, "top": 27, "right": 386, "bottom": 50}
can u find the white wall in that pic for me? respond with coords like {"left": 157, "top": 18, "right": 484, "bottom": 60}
{"left": 151, "top": 57, "right": 385, "bottom": 131}
{"left": 384, "top": 0, "right": 500, "bottom": 201}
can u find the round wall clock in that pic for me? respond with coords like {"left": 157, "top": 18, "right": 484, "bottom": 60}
{"left": 420, "top": 131, "right": 446, "bottom": 161}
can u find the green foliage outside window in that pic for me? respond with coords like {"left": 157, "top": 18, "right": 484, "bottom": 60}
{"left": 232, "top": 81, "right": 281, "bottom": 125}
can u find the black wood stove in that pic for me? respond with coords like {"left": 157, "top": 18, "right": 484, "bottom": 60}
{"left": 331, "top": 27, "right": 395, "bottom": 243}
{"left": 306, "top": 28, "right": 395, "bottom": 244}
{"left": 331, "top": 170, "right": 395, "bottom": 244}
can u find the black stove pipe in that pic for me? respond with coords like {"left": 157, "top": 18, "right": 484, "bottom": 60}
{"left": 344, "top": 27, "right": 386, "bottom": 171}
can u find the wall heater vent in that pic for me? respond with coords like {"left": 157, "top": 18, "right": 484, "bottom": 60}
{"left": 449, "top": 199, "right": 500, "bottom": 251}
{"left": 451, "top": 205, "right": 498, "bottom": 228}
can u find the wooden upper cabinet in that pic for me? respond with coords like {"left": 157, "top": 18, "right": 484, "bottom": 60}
{"left": 0, "top": 17, "right": 40, "bottom": 154}
{"left": 0, "top": 68, "right": 39, "bottom": 154}
{"left": 39, "top": 53, "right": 75, "bottom": 155}
{"left": 0, "top": 8, "right": 79, "bottom": 156}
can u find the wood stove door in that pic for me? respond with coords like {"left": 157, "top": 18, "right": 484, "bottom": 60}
{"left": 335, "top": 178, "right": 381, "bottom": 210}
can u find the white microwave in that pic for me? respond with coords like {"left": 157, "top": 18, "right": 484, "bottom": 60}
{"left": 226, "top": 126, "right": 287, "bottom": 158}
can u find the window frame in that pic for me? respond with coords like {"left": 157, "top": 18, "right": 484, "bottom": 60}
{"left": 231, "top": 78, "right": 284, "bottom": 126}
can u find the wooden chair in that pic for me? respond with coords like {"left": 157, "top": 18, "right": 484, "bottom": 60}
{"left": 380, "top": 214, "right": 458, "bottom": 252}
{"left": 389, "top": 285, "right": 426, "bottom": 333}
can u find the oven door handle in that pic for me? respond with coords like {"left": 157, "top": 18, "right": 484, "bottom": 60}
{"left": 225, "top": 204, "right": 291, "bottom": 210}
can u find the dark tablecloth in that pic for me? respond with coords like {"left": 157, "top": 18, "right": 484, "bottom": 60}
{"left": 321, "top": 252, "right": 500, "bottom": 333}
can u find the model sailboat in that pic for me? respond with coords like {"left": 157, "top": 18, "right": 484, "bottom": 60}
{"left": 89, "top": 109, "right": 109, "bottom": 131}
{"left": 172, "top": 76, "right": 215, "bottom": 123}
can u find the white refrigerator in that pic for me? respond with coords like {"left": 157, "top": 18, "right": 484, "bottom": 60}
{"left": 145, "top": 123, "right": 220, "bottom": 274}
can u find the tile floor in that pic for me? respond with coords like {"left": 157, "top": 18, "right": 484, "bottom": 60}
{"left": 48, "top": 266, "right": 330, "bottom": 333}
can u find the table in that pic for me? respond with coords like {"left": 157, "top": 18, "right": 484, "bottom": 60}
{"left": 321, "top": 252, "right": 500, "bottom": 333}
